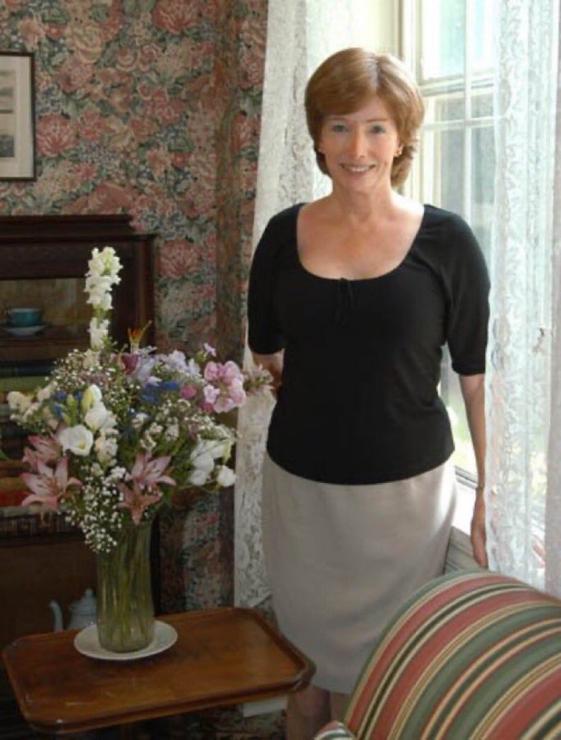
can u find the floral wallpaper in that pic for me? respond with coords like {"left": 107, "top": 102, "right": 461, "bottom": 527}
{"left": 0, "top": 0, "right": 267, "bottom": 612}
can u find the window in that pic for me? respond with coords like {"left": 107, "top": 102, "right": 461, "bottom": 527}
{"left": 401, "top": 0, "right": 496, "bottom": 477}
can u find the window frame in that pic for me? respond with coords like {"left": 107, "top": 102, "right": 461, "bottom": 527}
{"left": 400, "top": 0, "right": 495, "bottom": 489}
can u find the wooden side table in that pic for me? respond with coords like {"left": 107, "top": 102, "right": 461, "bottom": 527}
{"left": 2, "top": 607, "right": 314, "bottom": 736}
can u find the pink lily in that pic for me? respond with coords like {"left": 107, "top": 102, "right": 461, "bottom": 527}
{"left": 21, "top": 457, "right": 82, "bottom": 512}
{"left": 203, "top": 361, "right": 247, "bottom": 413}
{"left": 130, "top": 452, "right": 176, "bottom": 492}
{"left": 23, "top": 435, "right": 62, "bottom": 471}
{"left": 117, "top": 480, "right": 162, "bottom": 525}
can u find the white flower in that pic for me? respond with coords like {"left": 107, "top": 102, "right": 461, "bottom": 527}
{"left": 95, "top": 434, "right": 118, "bottom": 464}
{"left": 188, "top": 468, "right": 210, "bottom": 486}
{"left": 7, "top": 391, "right": 32, "bottom": 415}
{"left": 81, "top": 350, "right": 101, "bottom": 369}
{"left": 189, "top": 441, "right": 215, "bottom": 480}
{"left": 165, "top": 423, "right": 179, "bottom": 441}
{"left": 22, "top": 402, "right": 40, "bottom": 421}
{"left": 85, "top": 402, "right": 116, "bottom": 432}
{"left": 217, "top": 466, "right": 236, "bottom": 487}
{"left": 58, "top": 425, "right": 94, "bottom": 456}
{"left": 81, "top": 384, "right": 102, "bottom": 412}
{"left": 131, "top": 413, "right": 149, "bottom": 430}
{"left": 37, "top": 384, "right": 54, "bottom": 402}
{"left": 107, "top": 466, "right": 126, "bottom": 482}
{"left": 186, "top": 359, "right": 201, "bottom": 377}
{"left": 90, "top": 463, "right": 104, "bottom": 478}
{"left": 190, "top": 439, "right": 217, "bottom": 468}
{"left": 88, "top": 247, "right": 121, "bottom": 282}
{"left": 209, "top": 438, "right": 232, "bottom": 460}
{"left": 159, "top": 350, "right": 188, "bottom": 373}
{"left": 89, "top": 317, "right": 109, "bottom": 351}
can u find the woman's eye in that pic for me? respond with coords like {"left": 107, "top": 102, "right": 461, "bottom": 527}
{"left": 330, "top": 123, "right": 347, "bottom": 133}
{"left": 370, "top": 125, "right": 385, "bottom": 134}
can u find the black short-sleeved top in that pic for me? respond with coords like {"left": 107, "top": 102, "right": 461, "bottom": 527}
{"left": 248, "top": 203, "right": 490, "bottom": 485}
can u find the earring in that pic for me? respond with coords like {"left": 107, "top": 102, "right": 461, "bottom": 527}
{"left": 395, "top": 147, "right": 403, "bottom": 158}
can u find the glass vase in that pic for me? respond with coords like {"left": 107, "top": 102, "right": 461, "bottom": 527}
{"left": 96, "top": 519, "right": 155, "bottom": 652}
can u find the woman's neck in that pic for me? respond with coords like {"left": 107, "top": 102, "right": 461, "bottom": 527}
{"left": 325, "top": 185, "right": 405, "bottom": 226}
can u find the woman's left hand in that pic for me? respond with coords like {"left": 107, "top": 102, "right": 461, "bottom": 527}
{"left": 471, "top": 493, "right": 488, "bottom": 568}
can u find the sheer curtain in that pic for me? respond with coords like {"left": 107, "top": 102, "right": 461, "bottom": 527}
{"left": 544, "top": 23, "right": 561, "bottom": 596}
{"left": 234, "top": 0, "right": 375, "bottom": 607}
{"left": 486, "top": 0, "right": 561, "bottom": 592}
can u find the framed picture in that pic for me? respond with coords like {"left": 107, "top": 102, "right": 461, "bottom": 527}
{"left": 0, "top": 51, "right": 35, "bottom": 181}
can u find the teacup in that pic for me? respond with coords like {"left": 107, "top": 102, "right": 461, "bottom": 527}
{"left": 6, "top": 307, "right": 43, "bottom": 327}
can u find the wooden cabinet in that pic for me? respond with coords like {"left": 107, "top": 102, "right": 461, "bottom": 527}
{"left": 0, "top": 215, "right": 158, "bottom": 653}
{"left": 0, "top": 214, "right": 155, "bottom": 458}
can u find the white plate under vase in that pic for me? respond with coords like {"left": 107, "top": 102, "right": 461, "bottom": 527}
{"left": 74, "top": 620, "right": 177, "bottom": 661}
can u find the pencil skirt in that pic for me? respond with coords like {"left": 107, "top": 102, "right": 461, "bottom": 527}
{"left": 261, "top": 453, "right": 457, "bottom": 694}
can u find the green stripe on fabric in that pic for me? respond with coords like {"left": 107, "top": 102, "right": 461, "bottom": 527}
{"left": 521, "top": 698, "right": 561, "bottom": 739}
{"left": 381, "top": 605, "right": 560, "bottom": 739}
{"left": 437, "top": 619, "right": 561, "bottom": 738}
{"left": 359, "top": 580, "right": 525, "bottom": 737}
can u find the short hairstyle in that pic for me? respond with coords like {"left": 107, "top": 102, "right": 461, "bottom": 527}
{"left": 304, "top": 48, "right": 425, "bottom": 187}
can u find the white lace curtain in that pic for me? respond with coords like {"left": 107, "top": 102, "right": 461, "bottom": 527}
{"left": 486, "top": 0, "right": 561, "bottom": 593}
{"left": 234, "top": 0, "right": 374, "bottom": 607}
{"left": 236, "top": 0, "right": 561, "bottom": 605}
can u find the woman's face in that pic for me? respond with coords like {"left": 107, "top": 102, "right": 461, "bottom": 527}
{"left": 317, "top": 95, "right": 401, "bottom": 193}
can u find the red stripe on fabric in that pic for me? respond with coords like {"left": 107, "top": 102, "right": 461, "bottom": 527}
{"left": 364, "top": 591, "right": 545, "bottom": 738}
{"left": 424, "top": 624, "right": 561, "bottom": 738}
{"left": 347, "top": 574, "right": 513, "bottom": 729}
{"left": 484, "top": 663, "right": 561, "bottom": 737}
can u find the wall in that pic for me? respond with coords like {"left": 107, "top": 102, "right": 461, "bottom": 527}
{"left": 0, "top": 0, "right": 267, "bottom": 611}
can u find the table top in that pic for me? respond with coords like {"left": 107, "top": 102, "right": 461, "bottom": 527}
{"left": 2, "top": 607, "right": 314, "bottom": 735}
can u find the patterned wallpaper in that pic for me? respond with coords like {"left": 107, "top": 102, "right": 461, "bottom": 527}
{"left": 0, "top": 0, "right": 265, "bottom": 359}
{"left": 0, "top": 0, "right": 267, "bottom": 611}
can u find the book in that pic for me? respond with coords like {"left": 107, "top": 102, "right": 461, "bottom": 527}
{"left": 0, "top": 361, "right": 54, "bottom": 378}
{"left": 0, "top": 375, "right": 47, "bottom": 393}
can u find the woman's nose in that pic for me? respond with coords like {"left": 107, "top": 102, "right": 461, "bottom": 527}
{"left": 347, "top": 128, "right": 368, "bottom": 158}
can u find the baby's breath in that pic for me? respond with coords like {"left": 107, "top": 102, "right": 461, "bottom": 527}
{"left": 7, "top": 248, "right": 272, "bottom": 554}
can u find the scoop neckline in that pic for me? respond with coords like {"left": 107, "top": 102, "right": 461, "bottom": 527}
{"left": 294, "top": 202, "right": 431, "bottom": 283}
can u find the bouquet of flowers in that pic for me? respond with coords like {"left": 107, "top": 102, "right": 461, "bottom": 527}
{"left": 8, "top": 247, "right": 269, "bottom": 555}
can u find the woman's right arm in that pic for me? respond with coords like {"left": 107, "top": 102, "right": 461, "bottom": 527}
{"left": 252, "top": 351, "right": 284, "bottom": 397}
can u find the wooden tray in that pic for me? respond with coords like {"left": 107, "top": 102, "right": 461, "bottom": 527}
{"left": 3, "top": 607, "right": 315, "bottom": 735}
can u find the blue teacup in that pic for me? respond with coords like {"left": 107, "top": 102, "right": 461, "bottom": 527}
{"left": 6, "top": 307, "right": 43, "bottom": 327}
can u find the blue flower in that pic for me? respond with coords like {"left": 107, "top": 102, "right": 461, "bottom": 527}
{"left": 53, "top": 403, "right": 65, "bottom": 419}
{"left": 160, "top": 380, "right": 180, "bottom": 392}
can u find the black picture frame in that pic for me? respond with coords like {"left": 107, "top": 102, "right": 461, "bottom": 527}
{"left": 0, "top": 51, "right": 36, "bottom": 181}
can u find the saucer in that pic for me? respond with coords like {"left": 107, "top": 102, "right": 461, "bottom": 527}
{"left": 74, "top": 620, "right": 177, "bottom": 661}
{"left": 4, "top": 323, "right": 47, "bottom": 337}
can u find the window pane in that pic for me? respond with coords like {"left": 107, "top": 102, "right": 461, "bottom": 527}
{"left": 425, "top": 93, "right": 464, "bottom": 124}
{"left": 471, "top": 91, "right": 493, "bottom": 118}
{"left": 421, "top": 128, "right": 464, "bottom": 214}
{"left": 471, "top": 125, "right": 494, "bottom": 259}
{"left": 472, "top": 0, "right": 495, "bottom": 72}
{"left": 421, "top": 0, "right": 465, "bottom": 80}
{"left": 445, "top": 360, "right": 477, "bottom": 471}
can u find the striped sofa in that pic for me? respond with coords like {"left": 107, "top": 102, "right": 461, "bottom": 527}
{"left": 317, "top": 571, "right": 561, "bottom": 739}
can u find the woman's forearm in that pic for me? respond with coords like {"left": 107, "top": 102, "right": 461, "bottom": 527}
{"left": 459, "top": 373, "right": 486, "bottom": 487}
{"left": 459, "top": 373, "right": 488, "bottom": 567}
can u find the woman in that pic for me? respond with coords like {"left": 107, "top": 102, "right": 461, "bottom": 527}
{"left": 247, "top": 48, "right": 489, "bottom": 739}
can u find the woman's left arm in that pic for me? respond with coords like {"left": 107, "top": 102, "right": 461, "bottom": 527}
{"left": 459, "top": 373, "right": 487, "bottom": 568}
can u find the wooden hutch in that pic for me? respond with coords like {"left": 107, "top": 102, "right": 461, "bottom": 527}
{"left": 0, "top": 214, "right": 155, "bottom": 655}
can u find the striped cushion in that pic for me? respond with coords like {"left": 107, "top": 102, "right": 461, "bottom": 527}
{"left": 345, "top": 571, "right": 561, "bottom": 739}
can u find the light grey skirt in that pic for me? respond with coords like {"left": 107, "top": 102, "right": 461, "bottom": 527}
{"left": 261, "top": 453, "right": 457, "bottom": 694}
